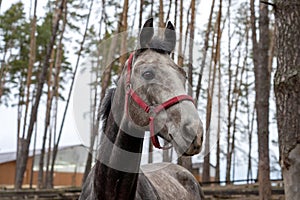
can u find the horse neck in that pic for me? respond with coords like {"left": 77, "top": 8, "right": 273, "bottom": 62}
{"left": 94, "top": 89, "right": 145, "bottom": 200}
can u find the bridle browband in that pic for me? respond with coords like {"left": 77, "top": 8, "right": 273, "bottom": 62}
{"left": 125, "top": 53, "right": 194, "bottom": 149}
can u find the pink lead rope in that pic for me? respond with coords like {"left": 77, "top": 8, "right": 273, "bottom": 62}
{"left": 125, "top": 53, "right": 194, "bottom": 149}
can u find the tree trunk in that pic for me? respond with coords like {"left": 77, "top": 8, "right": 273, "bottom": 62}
{"left": 247, "top": 107, "right": 255, "bottom": 183}
{"left": 165, "top": 0, "right": 172, "bottom": 21}
{"left": 49, "top": 0, "right": 93, "bottom": 188}
{"left": 225, "top": 1, "right": 233, "bottom": 183}
{"left": 15, "top": 0, "right": 38, "bottom": 185}
{"left": 118, "top": 0, "right": 129, "bottom": 71}
{"left": 29, "top": 121, "right": 38, "bottom": 188}
{"left": 177, "top": 157, "right": 192, "bottom": 172}
{"left": 177, "top": 0, "right": 183, "bottom": 67}
{"left": 0, "top": 46, "right": 8, "bottom": 102}
{"left": 82, "top": 0, "right": 107, "bottom": 184}
{"left": 187, "top": 0, "right": 195, "bottom": 96}
{"left": 203, "top": 0, "right": 222, "bottom": 183}
{"left": 83, "top": 0, "right": 123, "bottom": 182}
{"left": 45, "top": 125, "right": 52, "bottom": 188}
{"left": 14, "top": 0, "right": 65, "bottom": 189}
{"left": 38, "top": 48, "right": 55, "bottom": 189}
{"left": 83, "top": 61, "right": 98, "bottom": 184}
{"left": 251, "top": 0, "right": 272, "bottom": 199}
{"left": 245, "top": 26, "right": 254, "bottom": 182}
{"left": 177, "top": 0, "right": 196, "bottom": 173}
{"left": 195, "top": 0, "right": 216, "bottom": 103}
{"left": 215, "top": 57, "right": 221, "bottom": 183}
{"left": 22, "top": 0, "right": 37, "bottom": 139}
{"left": 148, "top": 139, "right": 153, "bottom": 163}
{"left": 83, "top": 0, "right": 103, "bottom": 182}
{"left": 150, "top": 0, "right": 154, "bottom": 18}
{"left": 173, "top": 0, "right": 177, "bottom": 27}
{"left": 274, "top": 1, "right": 300, "bottom": 199}
{"left": 231, "top": 37, "right": 248, "bottom": 182}
{"left": 15, "top": 77, "right": 25, "bottom": 186}
{"left": 46, "top": 0, "right": 67, "bottom": 188}
{"left": 158, "top": 0, "right": 171, "bottom": 163}
{"left": 138, "top": 0, "right": 144, "bottom": 28}
{"left": 162, "top": 142, "right": 170, "bottom": 162}
{"left": 182, "top": 2, "right": 191, "bottom": 59}
{"left": 159, "top": 0, "right": 164, "bottom": 28}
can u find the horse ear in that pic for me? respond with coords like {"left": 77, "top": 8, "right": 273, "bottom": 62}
{"left": 139, "top": 18, "right": 154, "bottom": 48}
{"left": 164, "top": 21, "right": 176, "bottom": 53}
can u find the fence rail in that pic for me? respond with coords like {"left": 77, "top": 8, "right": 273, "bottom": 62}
{"left": 203, "top": 186, "right": 284, "bottom": 195}
{"left": 202, "top": 181, "right": 284, "bottom": 200}
{"left": 201, "top": 178, "right": 283, "bottom": 185}
{"left": 0, "top": 181, "right": 284, "bottom": 200}
{"left": 0, "top": 188, "right": 81, "bottom": 200}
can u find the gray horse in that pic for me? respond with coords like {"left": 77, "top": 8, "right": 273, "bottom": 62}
{"left": 80, "top": 18, "right": 204, "bottom": 200}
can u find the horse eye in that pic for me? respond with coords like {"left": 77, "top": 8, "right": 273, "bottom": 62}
{"left": 142, "top": 71, "right": 155, "bottom": 80}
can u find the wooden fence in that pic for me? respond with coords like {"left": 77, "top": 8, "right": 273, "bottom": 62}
{"left": 0, "top": 182, "right": 284, "bottom": 200}
{"left": 202, "top": 184, "right": 284, "bottom": 200}
{"left": 0, "top": 188, "right": 81, "bottom": 200}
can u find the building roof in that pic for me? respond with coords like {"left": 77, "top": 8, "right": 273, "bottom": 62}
{"left": 0, "top": 149, "right": 41, "bottom": 164}
{"left": 0, "top": 144, "right": 90, "bottom": 173}
{"left": 0, "top": 151, "right": 16, "bottom": 164}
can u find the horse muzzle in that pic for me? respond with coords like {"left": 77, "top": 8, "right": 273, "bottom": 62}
{"left": 170, "top": 118, "right": 203, "bottom": 156}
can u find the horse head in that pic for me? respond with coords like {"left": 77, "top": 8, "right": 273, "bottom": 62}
{"left": 115, "top": 18, "right": 203, "bottom": 156}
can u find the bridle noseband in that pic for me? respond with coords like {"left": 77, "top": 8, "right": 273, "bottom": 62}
{"left": 125, "top": 53, "right": 194, "bottom": 149}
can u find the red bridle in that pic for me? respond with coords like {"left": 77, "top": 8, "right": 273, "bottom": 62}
{"left": 125, "top": 53, "right": 194, "bottom": 149}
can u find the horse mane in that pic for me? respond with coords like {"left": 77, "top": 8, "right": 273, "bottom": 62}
{"left": 100, "top": 88, "right": 116, "bottom": 132}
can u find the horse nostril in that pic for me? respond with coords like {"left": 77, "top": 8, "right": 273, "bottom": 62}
{"left": 182, "top": 121, "right": 194, "bottom": 134}
{"left": 182, "top": 120, "right": 201, "bottom": 137}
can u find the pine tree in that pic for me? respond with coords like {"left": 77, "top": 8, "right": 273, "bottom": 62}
{"left": 274, "top": 0, "right": 300, "bottom": 199}
{"left": 15, "top": 0, "right": 65, "bottom": 189}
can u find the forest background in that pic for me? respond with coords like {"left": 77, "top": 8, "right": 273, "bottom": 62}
{"left": 0, "top": 0, "right": 287, "bottom": 197}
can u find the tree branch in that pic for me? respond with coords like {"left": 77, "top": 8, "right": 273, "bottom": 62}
{"left": 260, "top": 1, "right": 276, "bottom": 8}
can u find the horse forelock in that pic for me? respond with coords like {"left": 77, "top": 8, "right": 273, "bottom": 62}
{"left": 136, "top": 37, "right": 172, "bottom": 55}
{"left": 100, "top": 88, "right": 116, "bottom": 131}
